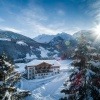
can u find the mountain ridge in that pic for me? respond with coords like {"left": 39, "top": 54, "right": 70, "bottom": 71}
{"left": 33, "top": 32, "right": 75, "bottom": 43}
{"left": 1, "top": 29, "right": 99, "bottom": 61}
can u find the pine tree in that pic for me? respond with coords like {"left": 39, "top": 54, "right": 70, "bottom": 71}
{"left": 0, "top": 53, "right": 31, "bottom": 99}
{"left": 60, "top": 34, "right": 100, "bottom": 100}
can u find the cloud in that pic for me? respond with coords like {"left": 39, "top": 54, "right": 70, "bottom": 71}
{"left": 16, "top": 3, "right": 80, "bottom": 37}
{"left": 4, "top": 27, "right": 21, "bottom": 33}
{"left": 87, "top": 0, "right": 100, "bottom": 36}
{"left": 0, "top": 26, "right": 21, "bottom": 33}
{"left": 89, "top": 0, "right": 100, "bottom": 24}
{"left": 0, "top": 0, "right": 82, "bottom": 37}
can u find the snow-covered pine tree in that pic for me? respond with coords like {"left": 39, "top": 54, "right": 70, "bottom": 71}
{"left": 60, "top": 34, "right": 100, "bottom": 100}
{"left": 0, "top": 53, "right": 31, "bottom": 100}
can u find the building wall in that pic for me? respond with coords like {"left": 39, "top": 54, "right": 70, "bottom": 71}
{"left": 27, "top": 67, "right": 35, "bottom": 79}
{"left": 27, "top": 64, "right": 60, "bottom": 79}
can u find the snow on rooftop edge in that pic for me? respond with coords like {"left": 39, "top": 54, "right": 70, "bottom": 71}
{"left": 26, "top": 60, "right": 61, "bottom": 66}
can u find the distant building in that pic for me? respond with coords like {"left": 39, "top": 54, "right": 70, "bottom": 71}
{"left": 25, "top": 60, "right": 60, "bottom": 79}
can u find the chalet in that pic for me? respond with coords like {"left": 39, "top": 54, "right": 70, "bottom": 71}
{"left": 25, "top": 60, "right": 60, "bottom": 79}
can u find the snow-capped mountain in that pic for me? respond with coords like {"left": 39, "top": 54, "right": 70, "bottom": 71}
{"left": 33, "top": 32, "right": 76, "bottom": 43}
{"left": 0, "top": 30, "right": 77, "bottom": 61}
{"left": 0, "top": 30, "right": 40, "bottom": 60}
{"left": 57, "top": 32, "right": 75, "bottom": 41}
{"left": 33, "top": 34, "right": 54, "bottom": 43}
{"left": 48, "top": 36, "right": 77, "bottom": 59}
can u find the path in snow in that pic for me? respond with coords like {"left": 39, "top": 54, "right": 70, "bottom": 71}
{"left": 31, "top": 72, "right": 72, "bottom": 100}
{"left": 20, "top": 72, "right": 64, "bottom": 91}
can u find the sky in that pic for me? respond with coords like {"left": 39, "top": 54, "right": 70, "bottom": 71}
{"left": 0, "top": 0, "right": 100, "bottom": 38}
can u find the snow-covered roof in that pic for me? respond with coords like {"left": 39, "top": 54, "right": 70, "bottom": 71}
{"left": 26, "top": 60, "right": 61, "bottom": 66}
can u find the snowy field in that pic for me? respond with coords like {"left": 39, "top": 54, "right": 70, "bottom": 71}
{"left": 15, "top": 60, "right": 73, "bottom": 100}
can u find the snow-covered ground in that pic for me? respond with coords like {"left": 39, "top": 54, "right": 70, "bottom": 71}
{"left": 15, "top": 60, "right": 73, "bottom": 100}
{"left": 16, "top": 41, "right": 27, "bottom": 46}
{"left": 0, "top": 38, "right": 11, "bottom": 41}
{"left": 59, "top": 60, "right": 73, "bottom": 71}
{"left": 25, "top": 53, "right": 37, "bottom": 59}
{"left": 15, "top": 63, "right": 26, "bottom": 73}
{"left": 39, "top": 46, "right": 50, "bottom": 58}
{"left": 31, "top": 72, "right": 72, "bottom": 100}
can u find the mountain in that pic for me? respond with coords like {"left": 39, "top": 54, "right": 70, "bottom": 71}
{"left": 57, "top": 32, "right": 75, "bottom": 41}
{"left": 48, "top": 35, "right": 77, "bottom": 59}
{"left": 0, "top": 30, "right": 41, "bottom": 60}
{"left": 73, "top": 30, "right": 100, "bottom": 47}
{"left": 0, "top": 30, "right": 37, "bottom": 44}
{"left": 33, "top": 34, "right": 54, "bottom": 43}
{"left": 33, "top": 32, "right": 76, "bottom": 43}
{"left": 0, "top": 30, "right": 77, "bottom": 61}
{"left": 33, "top": 33, "right": 77, "bottom": 59}
{"left": 49, "top": 36, "right": 67, "bottom": 54}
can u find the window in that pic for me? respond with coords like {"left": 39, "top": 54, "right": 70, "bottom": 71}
{"left": 29, "top": 70, "right": 32, "bottom": 72}
{"left": 41, "top": 74, "right": 43, "bottom": 76}
{"left": 35, "top": 74, "right": 38, "bottom": 76}
{"left": 29, "top": 73, "right": 31, "bottom": 75}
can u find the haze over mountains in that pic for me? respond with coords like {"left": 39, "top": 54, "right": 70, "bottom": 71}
{"left": 0, "top": 29, "right": 99, "bottom": 61}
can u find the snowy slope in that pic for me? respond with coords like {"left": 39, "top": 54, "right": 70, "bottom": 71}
{"left": 16, "top": 41, "right": 27, "bottom": 46}
{"left": 39, "top": 46, "right": 50, "bottom": 58}
{"left": 25, "top": 53, "right": 37, "bottom": 59}
{"left": 0, "top": 38, "right": 11, "bottom": 41}
{"left": 33, "top": 34, "right": 54, "bottom": 43}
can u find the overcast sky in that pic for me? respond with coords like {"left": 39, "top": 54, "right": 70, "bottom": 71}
{"left": 0, "top": 0, "right": 100, "bottom": 38}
